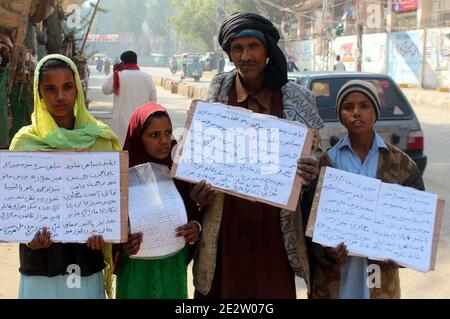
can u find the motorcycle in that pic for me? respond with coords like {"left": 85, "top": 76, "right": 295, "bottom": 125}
{"left": 96, "top": 59, "right": 103, "bottom": 73}
{"left": 103, "top": 60, "right": 111, "bottom": 76}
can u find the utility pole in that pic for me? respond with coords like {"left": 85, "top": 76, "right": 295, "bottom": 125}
{"left": 214, "top": 0, "right": 227, "bottom": 68}
{"left": 80, "top": 0, "right": 101, "bottom": 56}
{"left": 321, "top": 0, "right": 328, "bottom": 71}
{"left": 419, "top": 0, "right": 431, "bottom": 88}
{"left": 355, "top": 0, "right": 364, "bottom": 72}
{"left": 386, "top": 0, "right": 393, "bottom": 33}
{"left": 312, "top": 11, "right": 316, "bottom": 71}
{"left": 329, "top": 0, "right": 336, "bottom": 70}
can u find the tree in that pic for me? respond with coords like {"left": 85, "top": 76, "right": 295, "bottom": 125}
{"left": 117, "top": 0, "right": 148, "bottom": 53}
{"left": 91, "top": 0, "right": 302, "bottom": 55}
{"left": 91, "top": 0, "right": 174, "bottom": 54}
{"left": 92, "top": 0, "right": 123, "bottom": 34}
{"left": 145, "top": 0, "right": 173, "bottom": 55}
{"left": 224, "top": 0, "right": 258, "bottom": 15}
{"left": 91, "top": 0, "right": 148, "bottom": 53}
{"left": 171, "top": 0, "right": 218, "bottom": 53}
{"left": 170, "top": 0, "right": 299, "bottom": 53}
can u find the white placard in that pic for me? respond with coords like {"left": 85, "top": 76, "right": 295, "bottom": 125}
{"left": 371, "top": 182, "right": 438, "bottom": 272}
{"left": 311, "top": 167, "right": 442, "bottom": 272}
{"left": 172, "top": 101, "right": 312, "bottom": 210}
{"left": 128, "top": 163, "right": 187, "bottom": 259}
{"left": 0, "top": 152, "right": 123, "bottom": 243}
{"left": 312, "top": 167, "right": 381, "bottom": 257}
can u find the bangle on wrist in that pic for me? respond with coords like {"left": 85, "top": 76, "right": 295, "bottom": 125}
{"left": 190, "top": 220, "right": 202, "bottom": 232}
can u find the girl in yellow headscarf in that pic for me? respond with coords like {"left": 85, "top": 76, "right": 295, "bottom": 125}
{"left": 10, "top": 54, "right": 120, "bottom": 299}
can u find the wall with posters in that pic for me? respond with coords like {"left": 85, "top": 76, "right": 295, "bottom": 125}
{"left": 290, "top": 27, "right": 448, "bottom": 89}
{"left": 333, "top": 35, "right": 357, "bottom": 71}
{"left": 423, "top": 28, "right": 450, "bottom": 89}
{"left": 362, "top": 33, "right": 388, "bottom": 74}
{"left": 293, "top": 39, "right": 314, "bottom": 72}
{"left": 388, "top": 30, "right": 424, "bottom": 86}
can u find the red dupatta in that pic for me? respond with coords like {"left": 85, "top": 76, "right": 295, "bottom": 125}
{"left": 113, "top": 102, "right": 173, "bottom": 273}
{"left": 114, "top": 102, "right": 198, "bottom": 273}
{"left": 122, "top": 102, "right": 173, "bottom": 168}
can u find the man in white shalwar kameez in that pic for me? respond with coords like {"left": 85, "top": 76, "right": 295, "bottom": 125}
{"left": 102, "top": 51, "right": 157, "bottom": 145}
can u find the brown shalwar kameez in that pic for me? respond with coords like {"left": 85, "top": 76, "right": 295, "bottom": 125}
{"left": 195, "top": 75, "right": 296, "bottom": 299}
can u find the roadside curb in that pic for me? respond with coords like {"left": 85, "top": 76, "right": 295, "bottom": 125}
{"left": 154, "top": 76, "right": 207, "bottom": 100}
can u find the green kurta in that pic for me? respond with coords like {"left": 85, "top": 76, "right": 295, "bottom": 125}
{"left": 115, "top": 248, "right": 188, "bottom": 299}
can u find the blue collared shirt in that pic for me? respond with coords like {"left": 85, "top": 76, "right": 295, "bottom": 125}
{"left": 327, "top": 132, "right": 388, "bottom": 178}
{"left": 326, "top": 132, "right": 388, "bottom": 299}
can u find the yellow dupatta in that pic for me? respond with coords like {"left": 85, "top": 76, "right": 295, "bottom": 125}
{"left": 10, "top": 54, "right": 120, "bottom": 298}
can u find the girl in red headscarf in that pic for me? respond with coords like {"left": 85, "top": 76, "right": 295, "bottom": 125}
{"left": 115, "top": 102, "right": 200, "bottom": 299}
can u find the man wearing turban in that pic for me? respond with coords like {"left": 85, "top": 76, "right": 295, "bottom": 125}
{"left": 191, "top": 12, "right": 325, "bottom": 299}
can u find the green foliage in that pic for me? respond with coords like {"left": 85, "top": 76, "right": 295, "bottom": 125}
{"left": 170, "top": 0, "right": 293, "bottom": 53}
{"left": 171, "top": 0, "right": 218, "bottom": 52}
{"left": 145, "top": 0, "right": 173, "bottom": 54}
{"left": 225, "top": 0, "right": 258, "bottom": 15}
{"left": 146, "top": 0, "right": 171, "bottom": 37}
{"left": 91, "top": 0, "right": 299, "bottom": 54}
{"left": 119, "top": 0, "right": 148, "bottom": 34}
{"left": 92, "top": 0, "right": 123, "bottom": 34}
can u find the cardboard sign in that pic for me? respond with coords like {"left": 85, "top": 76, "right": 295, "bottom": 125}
{"left": 306, "top": 167, "right": 445, "bottom": 272}
{"left": 171, "top": 100, "right": 314, "bottom": 211}
{"left": 0, "top": 151, "right": 129, "bottom": 243}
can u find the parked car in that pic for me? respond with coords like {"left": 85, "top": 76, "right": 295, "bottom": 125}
{"left": 288, "top": 72, "right": 427, "bottom": 173}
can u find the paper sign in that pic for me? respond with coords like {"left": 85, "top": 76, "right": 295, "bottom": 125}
{"left": 0, "top": 151, "right": 128, "bottom": 243}
{"left": 307, "top": 167, "right": 445, "bottom": 272}
{"left": 171, "top": 100, "right": 314, "bottom": 211}
{"left": 128, "top": 163, "right": 187, "bottom": 259}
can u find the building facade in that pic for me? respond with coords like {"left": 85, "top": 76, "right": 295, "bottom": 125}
{"left": 283, "top": 0, "right": 450, "bottom": 89}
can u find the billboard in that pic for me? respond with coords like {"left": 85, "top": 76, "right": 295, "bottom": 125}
{"left": 87, "top": 34, "right": 102, "bottom": 42}
{"left": 87, "top": 34, "right": 121, "bottom": 43}
{"left": 103, "top": 34, "right": 121, "bottom": 42}
{"left": 392, "top": 0, "right": 418, "bottom": 13}
{"left": 333, "top": 35, "right": 357, "bottom": 71}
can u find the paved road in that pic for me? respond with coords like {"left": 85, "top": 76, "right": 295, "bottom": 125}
{"left": 0, "top": 70, "right": 448, "bottom": 299}
{"left": 399, "top": 104, "right": 450, "bottom": 298}
{"left": 132, "top": 66, "right": 212, "bottom": 89}
{"left": 87, "top": 67, "right": 195, "bottom": 129}
{"left": 89, "top": 66, "right": 216, "bottom": 87}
